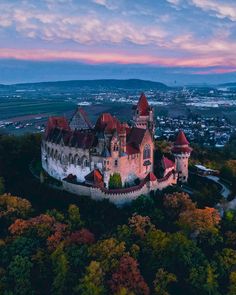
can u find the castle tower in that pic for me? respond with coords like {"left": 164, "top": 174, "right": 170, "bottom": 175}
{"left": 171, "top": 130, "right": 192, "bottom": 183}
{"left": 133, "top": 93, "right": 154, "bottom": 135}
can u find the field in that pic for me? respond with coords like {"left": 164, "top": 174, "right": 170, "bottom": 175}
{"left": 1, "top": 87, "right": 236, "bottom": 135}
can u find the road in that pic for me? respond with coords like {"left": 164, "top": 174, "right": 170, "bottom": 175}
{"left": 206, "top": 176, "right": 231, "bottom": 199}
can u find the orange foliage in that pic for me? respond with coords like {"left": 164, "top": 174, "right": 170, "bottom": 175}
{"left": 178, "top": 207, "right": 221, "bottom": 233}
{"left": 9, "top": 214, "right": 57, "bottom": 237}
{"left": 163, "top": 192, "right": 196, "bottom": 215}
{"left": 128, "top": 214, "right": 154, "bottom": 239}
{"left": 110, "top": 254, "right": 149, "bottom": 295}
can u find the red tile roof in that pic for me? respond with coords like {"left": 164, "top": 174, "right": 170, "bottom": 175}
{"left": 175, "top": 130, "right": 189, "bottom": 145}
{"left": 85, "top": 169, "right": 103, "bottom": 186}
{"left": 127, "top": 127, "right": 146, "bottom": 146}
{"left": 161, "top": 156, "right": 175, "bottom": 169}
{"left": 126, "top": 144, "right": 140, "bottom": 155}
{"left": 45, "top": 116, "right": 70, "bottom": 136}
{"left": 95, "top": 113, "right": 122, "bottom": 133}
{"left": 47, "top": 127, "right": 97, "bottom": 149}
{"left": 136, "top": 93, "right": 150, "bottom": 116}
{"left": 172, "top": 130, "right": 192, "bottom": 154}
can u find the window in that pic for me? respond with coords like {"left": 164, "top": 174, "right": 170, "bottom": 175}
{"left": 143, "top": 144, "right": 151, "bottom": 159}
{"left": 114, "top": 160, "right": 118, "bottom": 166}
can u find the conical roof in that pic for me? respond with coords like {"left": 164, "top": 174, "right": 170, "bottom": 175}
{"left": 175, "top": 130, "right": 189, "bottom": 145}
{"left": 137, "top": 93, "right": 149, "bottom": 116}
{"left": 172, "top": 130, "right": 192, "bottom": 154}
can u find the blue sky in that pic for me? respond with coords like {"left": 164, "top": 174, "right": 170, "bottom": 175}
{"left": 1, "top": 0, "right": 236, "bottom": 85}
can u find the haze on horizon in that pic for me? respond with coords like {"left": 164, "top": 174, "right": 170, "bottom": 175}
{"left": 1, "top": 0, "right": 236, "bottom": 85}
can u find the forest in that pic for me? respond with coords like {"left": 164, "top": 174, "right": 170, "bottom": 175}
{"left": 0, "top": 132, "right": 236, "bottom": 295}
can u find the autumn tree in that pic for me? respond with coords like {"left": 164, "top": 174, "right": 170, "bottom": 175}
{"left": 163, "top": 192, "right": 196, "bottom": 221}
{"left": 153, "top": 268, "right": 177, "bottom": 295}
{"left": 0, "top": 194, "right": 32, "bottom": 220}
{"left": 110, "top": 254, "right": 149, "bottom": 295}
{"left": 128, "top": 214, "right": 155, "bottom": 239}
{"left": 178, "top": 207, "right": 221, "bottom": 234}
{"left": 75, "top": 261, "right": 106, "bottom": 295}
{"left": 89, "top": 238, "right": 126, "bottom": 273}
{"left": 67, "top": 228, "right": 95, "bottom": 245}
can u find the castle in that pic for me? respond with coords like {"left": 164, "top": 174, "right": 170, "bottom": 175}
{"left": 41, "top": 93, "right": 192, "bottom": 205}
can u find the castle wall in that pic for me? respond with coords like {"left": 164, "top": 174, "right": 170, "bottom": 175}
{"left": 42, "top": 140, "right": 93, "bottom": 181}
{"left": 62, "top": 172, "right": 177, "bottom": 206}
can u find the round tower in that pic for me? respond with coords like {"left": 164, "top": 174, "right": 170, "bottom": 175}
{"left": 171, "top": 130, "right": 192, "bottom": 183}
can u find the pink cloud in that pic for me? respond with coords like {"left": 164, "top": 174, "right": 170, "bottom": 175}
{"left": 1, "top": 48, "right": 236, "bottom": 70}
{"left": 193, "top": 68, "right": 236, "bottom": 75}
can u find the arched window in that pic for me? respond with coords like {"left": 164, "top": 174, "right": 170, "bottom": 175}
{"left": 69, "top": 154, "right": 73, "bottom": 164}
{"left": 143, "top": 144, "right": 151, "bottom": 160}
{"left": 54, "top": 150, "right": 58, "bottom": 160}
{"left": 74, "top": 155, "right": 80, "bottom": 166}
{"left": 81, "top": 156, "right": 88, "bottom": 168}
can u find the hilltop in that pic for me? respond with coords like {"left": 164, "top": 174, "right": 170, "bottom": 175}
{"left": 0, "top": 79, "right": 168, "bottom": 91}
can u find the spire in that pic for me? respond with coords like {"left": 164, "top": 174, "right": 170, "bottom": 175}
{"left": 137, "top": 93, "right": 149, "bottom": 116}
{"left": 174, "top": 130, "right": 189, "bottom": 146}
{"left": 172, "top": 130, "right": 192, "bottom": 154}
{"left": 101, "top": 146, "right": 111, "bottom": 158}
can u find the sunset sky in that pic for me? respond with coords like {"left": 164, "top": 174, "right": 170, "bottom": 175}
{"left": 1, "top": 0, "right": 236, "bottom": 85}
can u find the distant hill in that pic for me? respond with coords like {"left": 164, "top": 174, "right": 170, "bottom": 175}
{"left": 0, "top": 79, "right": 168, "bottom": 91}
{"left": 218, "top": 82, "right": 236, "bottom": 88}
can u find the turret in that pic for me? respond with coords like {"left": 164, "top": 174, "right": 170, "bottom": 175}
{"left": 133, "top": 93, "right": 154, "bottom": 135}
{"left": 172, "top": 130, "right": 192, "bottom": 183}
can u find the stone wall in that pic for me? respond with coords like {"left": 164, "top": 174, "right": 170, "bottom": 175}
{"left": 62, "top": 171, "right": 177, "bottom": 206}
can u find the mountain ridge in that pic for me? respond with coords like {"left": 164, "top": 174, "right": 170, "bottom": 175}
{"left": 0, "top": 79, "right": 168, "bottom": 90}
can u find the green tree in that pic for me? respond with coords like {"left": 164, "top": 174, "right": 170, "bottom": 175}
{"left": 67, "top": 204, "right": 84, "bottom": 231}
{"left": 189, "top": 265, "right": 219, "bottom": 295}
{"left": 109, "top": 173, "right": 122, "bottom": 189}
{"left": 215, "top": 248, "right": 236, "bottom": 281}
{"left": 89, "top": 238, "right": 126, "bottom": 272}
{"left": 75, "top": 261, "right": 106, "bottom": 295}
{"left": 51, "top": 244, "right": 70, "bottom": 295}
{"left": 228, "top": 272, "right": 236, "bottom": 295}
{"left": 153, "top": 268, "right": 177, "bottom": 295}
{"left": 8, "top": 255, "right": 33, "bottom": 295}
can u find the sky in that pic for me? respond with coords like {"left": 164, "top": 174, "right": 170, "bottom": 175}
{"left": 1, "top": 0, "right": 236, "bottom": 85}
